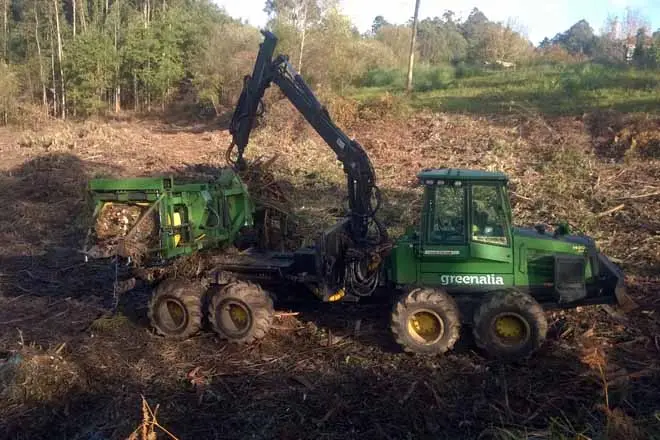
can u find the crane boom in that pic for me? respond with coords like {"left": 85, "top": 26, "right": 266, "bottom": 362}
{"left": 229, "top": 30, "right": 385, "bottom": 248}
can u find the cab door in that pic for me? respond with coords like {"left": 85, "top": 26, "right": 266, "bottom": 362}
{"left": 419, "top": 182, "right": 470, "bottom": 284}
{"left": 469, "top": 183, "right": 512, "bottom": 264}
{"left": 419, "top": 181, "right": 514, "bottom": 288}
{"left": 468, "top": 183, "right": 514, "bottom": 285}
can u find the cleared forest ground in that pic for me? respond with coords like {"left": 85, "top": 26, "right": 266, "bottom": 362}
{"left": 0, "top": 100, "right": 658, "bottom": 439}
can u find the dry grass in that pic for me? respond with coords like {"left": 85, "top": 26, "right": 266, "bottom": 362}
{"left": 2, "top": 344, "right": 79, "bottom": 403}
{"left": 127, "top": 396, "right": 180, "bottom": 440}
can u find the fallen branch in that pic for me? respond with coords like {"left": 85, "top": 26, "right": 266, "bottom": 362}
{"left": 596, "top": 204, "right": 625, "bottom": 218}
{"left": 274, "top": 312, "right": 300, "bottom": 318}
{"left": 511, "top": 191, "right": 533, "bottom": 201}
{"left": 619, "top": 191, "right": 660, "bottom": 200}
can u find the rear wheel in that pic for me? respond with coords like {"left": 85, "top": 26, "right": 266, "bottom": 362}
{"left": 391, "top": 288, "right": 461, "bottom": 355}
{"left": 473, "top": 290, "right": 547, "bottom": 360}
{"left": 209, "top": 281, "right": 274, "bottom": 344}
{"left": 148, "top": 279, "right": 203, "bottom": 340}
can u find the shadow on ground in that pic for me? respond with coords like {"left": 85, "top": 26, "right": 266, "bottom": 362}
{"left": 0, "top": 334, "right": 621, "bottom": 440}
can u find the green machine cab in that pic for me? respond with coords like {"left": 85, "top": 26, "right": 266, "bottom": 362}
{"left": 388, "top": 168, "right": 623, "bottom": 308}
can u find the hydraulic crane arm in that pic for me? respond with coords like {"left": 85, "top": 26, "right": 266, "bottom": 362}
{"left": 229, "top": 30, "right": 385, "bottom": 248}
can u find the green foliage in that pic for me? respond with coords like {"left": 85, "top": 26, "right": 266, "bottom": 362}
{"left": 646, "top": 44, "right": 660, "bottom": 68}
{"left": 543, "top": 15, "right": 658, "bottom": 68}
{"left": 454, "top": 62, "right": 484, "bottom": 79}
{"left": 191, "top": 21, "right": 261, "bottom": 112}
{"left": 361, "top": 68, "right": 404, "bottom": 88}
{"left": 65, "top": 30, "right": 117, "bottom": 115}
{"left": 550, "top": 20, "right": 598, "bottom": 56}
{"left": 375, "top": 24, "right": 413, "bottom": 68}
{"left": 0, "top": 0, "right": 240, "bottom": 117}
{"left": 360, "top": 65, "right": 455, "bottom": 91}
{"left": 417, "top": 17, "right": 467, "bottom": 64}
{"left": 302, "top": 8, "right": 396, "bottom": 90}
{"left": 267, "top": 19, "right": 300, "bottom": 62}
{"left": 304, "top": 9, "right": 359, "bottom": 89}
{"left": 559, "top": 64, "right": 612, "bottom": 96}
{"left": 120, "top": 5, "right": 192, "bottom": 108}
{"left": 558, "top": 63, "right": 659, "bottom": 98}
{"left": 353, "top": 39, "right": 398, "bottom": 73}
{"left": 412, "top": 65, "right": 455, "bottom": 92}
{"left": 363, "top": 62, "right": 660, "bottom": 117}
{"left": 2, "top": 0, "right": 653, "bottom": 120}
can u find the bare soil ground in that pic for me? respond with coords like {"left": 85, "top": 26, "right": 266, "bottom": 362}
{"left": 0, "top": 103, "right": 658, "bottom": 440}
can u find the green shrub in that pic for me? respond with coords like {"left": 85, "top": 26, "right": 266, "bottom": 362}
{"left": 361, "top": 68, "right": 404, "bottom": 88}
{"left": 559, "top": 63, "right": 617, "bottom": 96}
{"left": 454, "top": 62, "right": 483, "bottom": 79}
{"left": 361, "top": 65, "right": 456, "bottom": 91}
{"left": 413, "top": 65, "right": 455, "bottom": 92}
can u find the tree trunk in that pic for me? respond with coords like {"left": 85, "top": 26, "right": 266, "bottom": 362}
{"left": 78, "top": 0, "right": 87, "bottom": 33}
{"left": 406, "top": 0, "right": 421, "bottom": 92}
{"left": 297, "top": 2, "right": 307, "bottom": 74}
{"left": 3, "top": 0, "right": 7, "bottom": 62}
{"left": 34, "top": 5, "right": 48, "bottom": 113}
{"left": 133, "top": 73, "right": 138, "bottom": 111}
{"left": 210, "top": 95, "right": 219, "bottom": 117}
{"left": 143, "top": 0, "right": 149, "bottom": 28}
{"left": 72, "top": 0, "right": 76, "bottom": 37}
{"left": 53, "top": 0, "right": 66, "bottom": 118}
{"left": 47, "top": 7, "right": 58, "bottom": 116}
{"left": 114, "top": 19, "right": 120, "bottom": 112}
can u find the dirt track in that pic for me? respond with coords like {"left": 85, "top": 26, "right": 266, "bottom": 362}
{"left": 0, "top": 107, "right": 658, "bottom": 439}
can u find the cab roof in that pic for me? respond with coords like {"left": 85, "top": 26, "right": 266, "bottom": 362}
{"left": 417, "top": 168, "right": 508, "bottom": 182}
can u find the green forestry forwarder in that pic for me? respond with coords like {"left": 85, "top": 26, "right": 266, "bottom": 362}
{"left": 86, "top": 31, "right": 626, "bottom": 360}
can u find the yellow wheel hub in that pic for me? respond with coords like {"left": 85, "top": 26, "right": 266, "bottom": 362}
{"left": 164, "top": 299, "right": 186, "bottom": 330}
{"left": 228, "top": 304, "right": 249, "bottom": 330}
{"left": 408, "top": 310, "right": 444, "bottom": 344}
{"left": 494, "top": 314, "right": 527, "bottom": 342}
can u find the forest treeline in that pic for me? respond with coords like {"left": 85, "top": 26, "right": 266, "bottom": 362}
{"left": 0, "top": 0, "right": 657, "bottom": 120}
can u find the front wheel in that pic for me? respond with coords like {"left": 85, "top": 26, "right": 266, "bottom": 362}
{"left": 391, "top": 288, "right": 461, "bottom": 355}
{"left": 473, "top": 289, "right": 548, "bottom": 361}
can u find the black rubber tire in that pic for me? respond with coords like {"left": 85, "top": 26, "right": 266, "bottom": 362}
{"left": 209, "top": 281, "right": 274, "bottom": 344}
{"left": 391, "top": 288, "right": 461, "bottom": 355}
{"left": 148, "top": 279, "right": 203, "bottom": 340}
{"left": 473, "top": 289, "right": 548, "bottom": 361}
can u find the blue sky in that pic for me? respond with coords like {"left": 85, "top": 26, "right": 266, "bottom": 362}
{"left": 215, "top": 0, "right": 660, "bottom": 45}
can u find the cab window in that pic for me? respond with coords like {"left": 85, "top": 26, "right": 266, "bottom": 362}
{"left": 430, "top": 184, "right": 466, "bottom": 244}
{"left": 471, "top": 184, "right": 509, "bottom": 246}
